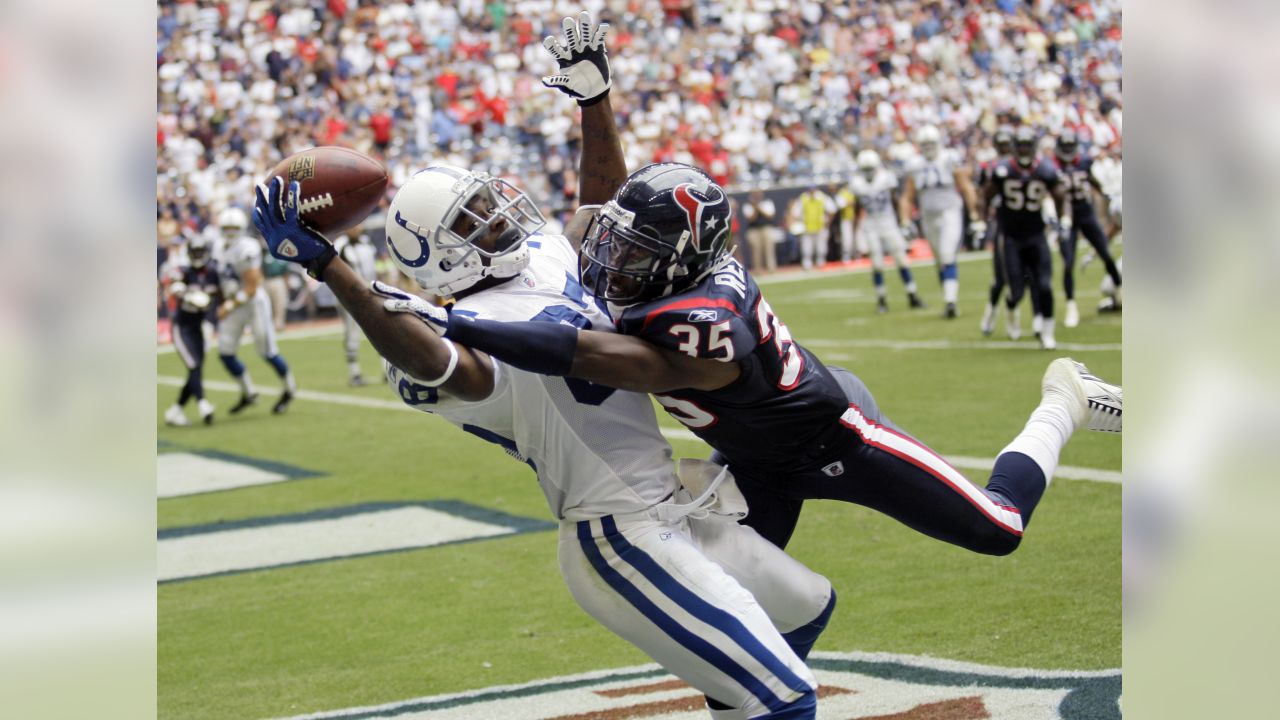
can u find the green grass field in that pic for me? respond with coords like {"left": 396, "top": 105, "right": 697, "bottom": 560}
{"left": 157, "top": 252, "right": 1120, "bottom": 719}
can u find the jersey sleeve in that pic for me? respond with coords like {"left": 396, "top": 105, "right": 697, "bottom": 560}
{"left": 618, "top": 297, "right": 757, "bottom": 362}
{"left": 382, "top": 355, "right": 509, "bottom": 416}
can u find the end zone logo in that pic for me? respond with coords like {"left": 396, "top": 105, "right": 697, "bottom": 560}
{"left": 275, "top": 651, "right": 1120, "bottom": 720}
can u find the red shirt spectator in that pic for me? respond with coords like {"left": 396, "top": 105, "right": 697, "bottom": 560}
{"left": 369, "top": 112, "right": 393, "bottom": 147}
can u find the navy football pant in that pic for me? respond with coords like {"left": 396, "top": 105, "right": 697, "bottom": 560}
{"left": 1060, "top": 214, "right": 1121, "bottom": 299}
{"left": 719, "top": 368, "right": 1039, "bottom": 556}
{"left": 1001, "top": 231, "right": 1053, "bottom": 319}
{"left": 171, "top": 318, "right": 206, "bottom": 405}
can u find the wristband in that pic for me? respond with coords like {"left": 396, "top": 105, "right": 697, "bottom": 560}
{"left": 306, "top": 244, "right": 338, "bottom": 280}
{"left": 417, "top": 338, "right": 459, "bottom": 388}
{"left": 578, "top": 89, "right": 610, "bottom": 107}
{"left": 446, "top": 316, "right": 578, "bottom": 376}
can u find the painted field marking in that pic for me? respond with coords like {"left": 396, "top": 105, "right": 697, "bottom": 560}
{"left": 157, "top": 377, "right": 1121, "bottom": 484}
{"left": 158, "top": 501, "right": 555, "bottom": 583}
{"left": 807, "top": 337, "right": 1123, "bottom": 353}
{"left": 158, "top": 450, "right": 321, "bottom": 498}
{"left": 270, "top": 650, "right": 1120, "bottom": 720}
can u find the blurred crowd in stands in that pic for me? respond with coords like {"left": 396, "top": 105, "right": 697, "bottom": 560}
{"left": 158, "top": 0, "right": 1121, "bottom": 318}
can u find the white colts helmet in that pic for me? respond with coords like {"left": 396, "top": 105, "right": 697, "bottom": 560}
{"left": 915, "top": 125, "right": 942, "bottom": 160}
{"left": 385, "top": 164, "right": 546, "bottom": 296}
{"left": 219, "top": 207, "right": 249, "bottom": 238}
{"left": 856, "top": 149, "right": 881, "bottom": 178}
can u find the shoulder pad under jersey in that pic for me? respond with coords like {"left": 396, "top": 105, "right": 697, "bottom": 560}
{"left": 617, "top": 264, "right": 758, "bottom": 362}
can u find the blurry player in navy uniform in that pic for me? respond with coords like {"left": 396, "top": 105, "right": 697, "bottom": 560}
{"left": 216, "top": 206, "right": 298, "bottom": 413}
{"left": 898, "top": 125, "right": 983, "bottom": 319}
{"left": 252, "top": 14, "right": 835, "bottom": 718}
{"left": 445, "top": 164, "right": 1123, "bottom": 560}
{"left": 850, "top": 149, "right": 923, "bottom": 313}
{"left": 979, "top": 125, "right": 1019, "bottom": 336}
{"left": 334, "top": 232, "right": 378, "bottom": 386}
{"left": 161, "top": 236, "right": 220, "bottom": 426}
{"left": 985, "top": 128, "right": 1070, "bottom": 349}
{"left": 1054, "top": 130, "right": 1123, "bottom": 327}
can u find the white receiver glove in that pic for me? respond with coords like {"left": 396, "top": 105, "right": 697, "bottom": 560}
{"left": 542, "top": 11, "right": 612, "bottom": 106}
{"left": 370, "top": 280, "right": 449, "bottom": 336}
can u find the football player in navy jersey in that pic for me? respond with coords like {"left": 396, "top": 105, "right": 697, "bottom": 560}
{"left": 984, "top": 127, "right": 1070, "bottom": 350}
{"left": 161, "top": 235, "right": 221, "bottom": 426}
{"left": 1054, "top": 130, "right": 1123, "bottom": 328}
{"left": 979, "top": 125, "right": 1017, "bottom": 336}
{"left": 430, "top": 49, "right": 1124, "bottom": 559}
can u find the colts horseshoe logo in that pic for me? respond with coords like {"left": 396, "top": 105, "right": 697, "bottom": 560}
{"left": 391, "top": 211, "right": 432, "bottom": 268}
{"left": 671, "top": 183, "right": 725, "bottom": 251}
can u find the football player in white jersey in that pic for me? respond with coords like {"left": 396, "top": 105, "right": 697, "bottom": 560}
{"left": 215, "top": 207, "right": 298, "bottom": 414}
{"left": 851, "top": 149, "right": 923, "bottom": 313}
{"left": 897, "top": 125, "right": 983, "bottom": 319}
{"left": 251, "top": 15, "right": 832, "bottom": 718}
{"left": 334, "top": 232, "right": 379, "bottom": 386}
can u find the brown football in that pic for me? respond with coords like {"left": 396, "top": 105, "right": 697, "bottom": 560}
{"left": 266, "top": 146, "right": 389, "bottom": 235}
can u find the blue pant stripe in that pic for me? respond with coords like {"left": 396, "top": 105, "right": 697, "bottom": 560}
{"left": 576, "top": 520, "right": 789, "bottom": 711}
{"left": 598, "top": 516, "right": 812, "bottom": 701}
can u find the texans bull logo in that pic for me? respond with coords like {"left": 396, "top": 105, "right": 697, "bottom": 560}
{"left": 671, "top": 182, "right": 726, "bottom": 252}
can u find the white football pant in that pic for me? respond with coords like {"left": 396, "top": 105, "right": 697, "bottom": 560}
{"left": 218, "top": 292, "right": 279, "bottom": 358}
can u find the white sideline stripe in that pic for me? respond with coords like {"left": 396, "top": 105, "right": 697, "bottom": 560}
{"left": 805, "top": 338, "right": 1122, "bottom": 352}
{"left": 159, "top": 506, "right": 512, "bottom": 582}
{"left": 157, "top": 376, "right": 1120, "bottom": 484}
{"left": 157, "top": 453, "right": 290, "bottom": 498}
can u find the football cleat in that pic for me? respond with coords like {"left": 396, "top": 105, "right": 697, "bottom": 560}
{"left": 1031, "top": 314, "right": 1043, "bottom": 336}
{"left": 1006, "top": 307, "right": 1021, "bottom": 340}
{"left": 349, "top": 374, "right": 367, "bottom": 387}
{"left": 908, "top": 293, "right": 926, "bottom": 309}
{"left": 876, "top": 297, "right": 888, "bottom": 314}
{"left": 197, "top": 399, "right": 216, "bottom": 425}
{"left": 273, "top": 390, "right": 294, "bottom": 414}
{"left": 980, "top": 303, "right": 996, "bottom": 336}
{"left": 1075, "top": 360, "right": 1122, "bottom": 432}
{"left": 1039, "top": 317, "right": 1057, "bottom": 350}
{"left": 164, "top": 405, "right": 191, "bottom": 427}
{"left": 1064, "top": 300, "right": 1080, "bottom": 328}
{"left": 944, "top": 302, "right": 958, "bottom": 319}
{"left": 230, "top": 392, "right": 259, "bottom": 414}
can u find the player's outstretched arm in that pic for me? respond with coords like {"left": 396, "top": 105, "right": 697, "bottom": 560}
{"left": 445, "top": 316, "right": 739, "bottom": 393}
{"left": 253, "top": 176, "right": 495, "bottom": 400}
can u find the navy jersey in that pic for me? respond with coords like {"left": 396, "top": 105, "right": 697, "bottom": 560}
{"left": 991, "top": 159, "right": 1063, "bottom": 237}
{"left": 1056, "top": 155, "right": 1099, "bottom": 219}
{"left": 170, "top": 262, "right": 222, "bottom": 325}
{"left": 615, "top": 259, "right": 850, "bottom": 477}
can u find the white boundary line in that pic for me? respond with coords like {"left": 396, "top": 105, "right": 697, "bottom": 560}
{"left": 804, "top": 338, "right": 1122, "bottom": 353}
{"left": 158, "top": 376, "right": 1120, "bottom": 484}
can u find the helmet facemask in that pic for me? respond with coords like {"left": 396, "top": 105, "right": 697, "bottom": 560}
{"left": 581, "top": 201, "right": 686, "bottom": 305}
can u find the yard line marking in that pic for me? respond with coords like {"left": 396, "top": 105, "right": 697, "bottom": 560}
{"left": 158, "top": 377, "right": 1120, "bottom": 484}
{"left": 755, "top": 251, "right": 991, "bottom": 286}
{"left": 804, "top": 338, "right": 1122, "bottom": 352}
{"left": 157, "top": 322, "right": 343, "bottom": 355}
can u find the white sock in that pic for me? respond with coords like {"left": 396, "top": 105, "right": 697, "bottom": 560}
{"left": 348, "top": 361, "right": 362, "bottom": 377}
{"left": 998, "top": 395, "right": 1077, "bottom": 484}
{"left": 943, "top": 278, "right": 958, "bottom": 303}
{"left": 238, "top": 372, "right": 256, "bottom": 396}
{"left": 285, "top": 372, "right": 297, "bottom": 393}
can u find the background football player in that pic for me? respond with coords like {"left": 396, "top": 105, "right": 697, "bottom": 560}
{"left": 898, "top": 125, "right": 983, "bottom": 319}
{"left": 161, "top": 235, "right": 219, "bottom": 426}
{"left": 851, "top": 149, "right": 923, "bottom": 313}
{"left": 215, "top": 206, "right": 297, "bottom": 414}
{"left": 985, "top": 127, "right": 1070, "bottom": 349}
{"left": 1055, "top": 130, "right": 1123, "bottom": 326}
{"left": 333, "top": 232, "right": 378, "bottom": 386}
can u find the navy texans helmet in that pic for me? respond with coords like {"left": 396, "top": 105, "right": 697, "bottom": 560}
{"left": 994, "top": 124, "right": 1015, "bottom": 157}
{"left": 1056, "top": 129, "right": 1080, "bottom": 163}
{"left": 581, "top": 163, "right": 733, "bottom": 305}
{"left": 1014, "top": 126, "right": 1039, "bottom": 168}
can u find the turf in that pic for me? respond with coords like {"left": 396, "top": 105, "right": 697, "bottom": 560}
{"left": 157, "top": 252, "right": 1120, "bottom": 719}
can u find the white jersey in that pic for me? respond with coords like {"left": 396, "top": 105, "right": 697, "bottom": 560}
{"left": 906, "top": 150, "right": 964, "bottom": 213}
{"left": 384, "top": 234, "right": 679, "bottom": 522}
{"left": 220, "top": 234, "right": 265, "bottom": 297}
{"left": 850, "top": 170, "right": 898, "bottom": 221}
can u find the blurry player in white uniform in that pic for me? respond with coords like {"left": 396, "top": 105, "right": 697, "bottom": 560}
{"left": 254, "top": 96, "right": 833, "bottom": 720}
{"left": 216, "top": 207, "right": 298, "bottom": 414}
{"left": 851, "top": 150, "right": 923, "bottom": 313}
{"left": 898, "top": 125, "right": 982, "bottom": 318}
{"left": 334, "top": 233, "right": 379, "bottom": 386}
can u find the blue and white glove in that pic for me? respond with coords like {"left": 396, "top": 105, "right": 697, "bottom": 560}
{"left": 968, "top": 218, "right": 988, "bottom": 242}
{"left": 253, "top": 176, "right": 336, "bottom": 280}
{"left": 370, "top": 280, "right": 449, "bottom": 336}
{"left": 542, "top": 11, "right": 612, "bottom": 106}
